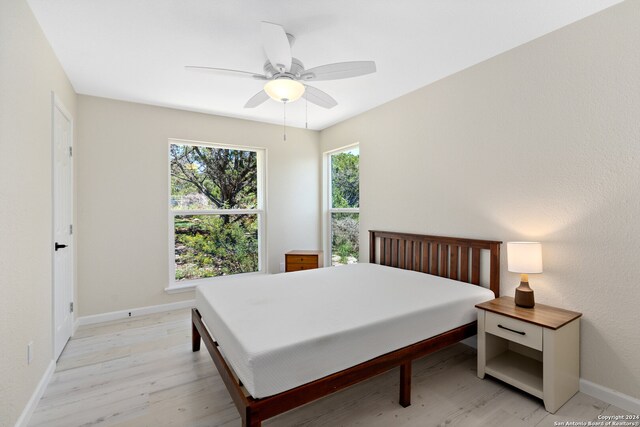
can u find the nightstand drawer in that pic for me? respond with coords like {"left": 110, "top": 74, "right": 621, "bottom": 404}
{"left": 285, "top": 255, "right": 318, "bottom": 264}
{"left": 485, "top": 312, "right": 542, "bottom": 351}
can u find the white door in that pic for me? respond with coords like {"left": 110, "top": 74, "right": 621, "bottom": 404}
{"left": 52, "top": 95, "right": 74, "bottom": 360}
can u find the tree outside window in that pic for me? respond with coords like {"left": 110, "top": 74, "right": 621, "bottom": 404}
{"left": 169, "top": 142, "right": 264, "bottom": 282}
{"left": 328, "top": 146, "right": 359, "bottom": 266}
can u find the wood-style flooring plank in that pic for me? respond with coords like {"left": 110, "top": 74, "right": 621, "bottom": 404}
{"left": 29, "top": 309, "right": 631, "bottom": 427}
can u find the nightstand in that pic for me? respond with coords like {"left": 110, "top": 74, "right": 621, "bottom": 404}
{"left": 285, "top": 250, "right": 324, "bottom": 272}
{"left": 476, "top": 296, "right": 582, "bottom": 413}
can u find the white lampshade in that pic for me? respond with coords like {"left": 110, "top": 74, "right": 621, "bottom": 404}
{"left": 264, "top": 79, "right": 305, "bottom": 103}
{"left": 507, "top": 242, "right": 543, "bottom": 273}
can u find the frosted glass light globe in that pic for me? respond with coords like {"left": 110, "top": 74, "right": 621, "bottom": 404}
{"left": 264, "top": 79, "right": 305, "bottom": 103}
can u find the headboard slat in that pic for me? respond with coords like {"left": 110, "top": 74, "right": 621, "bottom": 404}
{"left": 390, "top": 239, "right": 397, "bottom": 267}
{"left": 450, "top": 245, "right": 459, "bottom": 280}
{"left": 471, "top": 248, "right": 481, "bottom": 285}
{"left": 460, "top": 246, "right": 469, "bottom": 283}
{"left": 421, "top": 243, "right": 429, "bottom": 273}
{"left": 489, "top": 242, "right": 501, "bottom": 295}
{"left": 413, "top": 242, "right": 421, "bottom": 272}
{"left": 369, "top": 230, "right": 501, "bottom": 296}
{"left": 439, "top": 244, "right": 448, "bottom": 277}
{"left": 413, "top": 241, "right": 417, "bottom": 271}
{"left": 429, "top": 243, "right": 438, "bottom": 275}
{"left": 384, "top": 238, "right": 392, "bottom": 266}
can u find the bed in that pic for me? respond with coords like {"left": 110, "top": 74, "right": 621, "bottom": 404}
{"left": 192, "top": 230, "right": 502, "bottom": 426}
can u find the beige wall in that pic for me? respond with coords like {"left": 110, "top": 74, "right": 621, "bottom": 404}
{"left": 76, "top": 95, "right": 321, "bottom": 316}
{"left": 3, "top": 0, "right": 637, "bottom": 421}
{"left": 0, "top": 1, "right": 77, "bottom": 425}
{"left": 321, "top": 1, "right": 640, "bottom": 399}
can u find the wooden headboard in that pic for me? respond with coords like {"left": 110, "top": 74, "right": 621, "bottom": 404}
{"left": 369, "top": 230, "right": 502, "bottom": 297}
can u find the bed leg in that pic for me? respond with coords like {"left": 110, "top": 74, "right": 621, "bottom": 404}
{"left": 400, "top": 361, "right": 412, "bottom": 407}
{"left": 192, "top": 311, "right": 201, "bottom": 352}
{"left": 243, "top": 409, "right": 261, "bottom": 427}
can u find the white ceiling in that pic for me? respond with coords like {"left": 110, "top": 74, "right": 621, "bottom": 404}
{"left": 28, "top": 0, "right": 622, "bottom": 131}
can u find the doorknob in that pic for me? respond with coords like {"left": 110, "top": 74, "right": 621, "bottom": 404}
{"left": 55, "top": 242, "right": 68, "bottom": 251}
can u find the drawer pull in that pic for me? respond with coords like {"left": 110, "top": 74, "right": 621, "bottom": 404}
{"left": 498, "top": 324, "right": 526, "bottom": 336}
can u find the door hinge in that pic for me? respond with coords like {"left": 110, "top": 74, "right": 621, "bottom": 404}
{"left": 70, "top": 302, "right": 74, "bottom": 313}
{"left": 70, "top": 224, "right": 73, "bottom": 235}
{"left": 69, "top": 146, "right": 73, "bottom": 157}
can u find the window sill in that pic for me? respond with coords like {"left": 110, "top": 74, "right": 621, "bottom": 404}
{"left": 164, "top": 282, "right": 199, "bottom": 294}
{"left": 165, "top": 271, "right": 266, "bottom": 294}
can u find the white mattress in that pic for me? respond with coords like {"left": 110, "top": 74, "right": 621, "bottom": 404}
{"left": 195, "top": 263, "right": 494, "bottom": 398}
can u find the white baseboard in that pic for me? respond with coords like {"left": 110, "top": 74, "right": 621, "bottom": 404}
{"left": 580, "top": 379, "right": 640, "bottom": 415}
{"left": 75, "top": 299, "right": 196, "bottom": 327}
{"left": 14, "top": 359, "right": 55, "bottom": 427}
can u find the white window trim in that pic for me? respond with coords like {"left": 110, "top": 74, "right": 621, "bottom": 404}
{"left": 166, "top": 138, "right": 267, "bottom": 292}
{"left": 323, "top": 143, "right": 360, "bottom": 267}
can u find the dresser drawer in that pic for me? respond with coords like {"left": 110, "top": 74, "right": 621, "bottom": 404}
{"left": 285, "top": 255, "right": 318, "bottom": 265}
{"left": 485, "top": 311, "right": 542, "bottom": 351}
{"left": 285, "top": 263, "right": 317, "bottom": 272}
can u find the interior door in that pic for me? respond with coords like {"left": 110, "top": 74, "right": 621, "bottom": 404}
{"left": 53, "top": 95, "right": 74, "bottom": 360}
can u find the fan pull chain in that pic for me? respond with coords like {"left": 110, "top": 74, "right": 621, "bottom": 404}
{"left": 305, "top": 95, "right": 308, "bottom": 129}
{"left": 283, "top": 102, "right": 287, "bottom": 141}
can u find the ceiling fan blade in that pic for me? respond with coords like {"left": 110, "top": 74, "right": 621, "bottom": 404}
{"left": 185, "top": 66, "right": 266, "bottom": 80}
{"left": 303, "top": 85, "right": 337, "bottom": 109}
{"left": 244, "top": 90, "right": 270, "bottom": 108}
{"left": 261, "top": 22, "right": 292, "bottom": 72}
{"left": 301, "top": 61, "right": 376, "bottom": 81}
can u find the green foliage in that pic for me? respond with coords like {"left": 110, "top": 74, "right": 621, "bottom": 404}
{"left": 331, "top": 213, "right": 359, "bottom": 265}
{"left": 331, "top": 152, "right": 359, "bottom": 208}
{"left": 330, "top": 150, "right": 360, "bottom": 265}
{"left": 174, "top": 215, "right": 258, "bottom": 280}
{"left": 170, "top": 143, "right": 260, "bottom": 281}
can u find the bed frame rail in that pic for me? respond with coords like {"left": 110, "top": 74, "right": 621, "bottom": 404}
{"left": 369, "top": 230, "right": 502, "bottom": 297}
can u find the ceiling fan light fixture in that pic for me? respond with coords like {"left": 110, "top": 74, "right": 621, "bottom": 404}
{"left": 264, "top": 78, "right": 305, "bottom": 103}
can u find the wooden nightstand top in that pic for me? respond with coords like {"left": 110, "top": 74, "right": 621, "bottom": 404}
{"left": 286, "top": 250, "right": 323, "bottom": 256}
{"left": 476, "top": 296, "right": 582, "bottom": 330}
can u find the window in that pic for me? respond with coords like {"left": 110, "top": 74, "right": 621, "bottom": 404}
{"left": 169, "top": 141, "right": 264, "bottom": 285}
{"left": 326, "top": 145, "right": 359, "bottom": 266}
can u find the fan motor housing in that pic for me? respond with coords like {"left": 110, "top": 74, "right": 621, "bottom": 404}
{"left": 264, "top": 58, "right": 305, "bottom": 79}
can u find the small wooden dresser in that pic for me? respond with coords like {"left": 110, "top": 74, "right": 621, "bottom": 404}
{"left": 285, "top": 250, "right": 324, "bottom": 272}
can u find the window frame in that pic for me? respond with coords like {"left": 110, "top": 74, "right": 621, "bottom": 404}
{"left": 323, "top": 143, "right": 360, "bottom": 267}
{"left": 166, "top": 138, "right": 267, "bottom": 292}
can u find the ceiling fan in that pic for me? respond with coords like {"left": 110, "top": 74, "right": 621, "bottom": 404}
{"left": 186, "top": 22, "right": 376, "bottom": 109}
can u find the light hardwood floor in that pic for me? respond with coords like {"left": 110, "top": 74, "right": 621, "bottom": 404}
{"left": 29, "top": 309, "right": 630, "bottom": 427}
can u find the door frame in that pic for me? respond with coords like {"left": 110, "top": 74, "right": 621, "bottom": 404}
{"left": 51, "top": 92, "right": 75, "bottom": 359}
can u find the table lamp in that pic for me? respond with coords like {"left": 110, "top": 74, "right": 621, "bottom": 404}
{"left": 507, "top": 242, "right": 543, "bottom": 308}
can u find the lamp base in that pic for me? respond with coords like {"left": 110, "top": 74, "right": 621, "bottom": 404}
{"left": 515, "top": 280, "right": 535, "bottom": 308}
